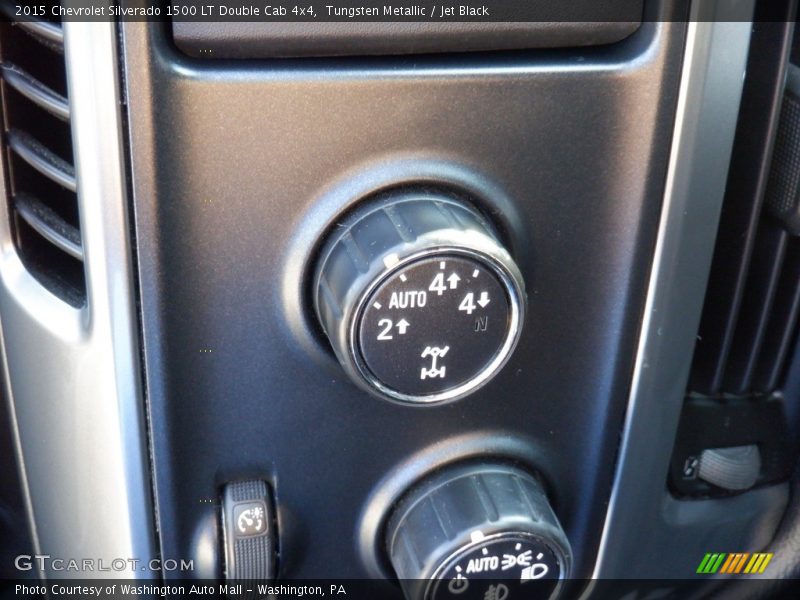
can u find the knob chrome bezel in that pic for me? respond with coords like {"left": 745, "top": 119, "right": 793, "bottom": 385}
{"left": 346, "top": 237, "right": 525, "bottom": 405}
{"left": 383, "top": 460, "right": 572, "bottom": 600}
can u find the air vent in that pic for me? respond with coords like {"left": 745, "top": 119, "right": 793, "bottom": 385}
{"left": 670, "top": 16, "right": 798, "bottom": 500}
{"left": 0, "top": 10, "right": 85, "bottom": 307}
{"left": 688, "top": 22, "right": 800, "bottom": 399}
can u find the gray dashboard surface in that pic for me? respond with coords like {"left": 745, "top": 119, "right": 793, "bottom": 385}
{"left": 122, "top": 9, "right": 685, "bottom": 594}
{"left": 172, "top": 21, "right": 643, "bottom": 58}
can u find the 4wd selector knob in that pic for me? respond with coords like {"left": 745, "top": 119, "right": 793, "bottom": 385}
{"left": 386, "top": 463, "right": 571, "bottom": 600}
{"left": 313, "top": 192, "right": 525, "bottom": 403}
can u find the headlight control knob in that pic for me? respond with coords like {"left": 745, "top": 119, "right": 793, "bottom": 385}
{"left": 385, "top": 463, "right": 571, "bottom": 600}
{"left": 313, "top": 191, "right": 525, "bottom": 403}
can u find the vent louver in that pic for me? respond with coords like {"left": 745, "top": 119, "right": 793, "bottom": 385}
{"left": 690, "top": 215, "right": 800, "bottom": 396}
{"left": 669, "top": 17, "right": 798, "bottom": 501}
{"left": 689, "top": 44, "right": 800, "bottom": 398}
{"left": 0, "top": 9, "right": 85, "bottom": 307}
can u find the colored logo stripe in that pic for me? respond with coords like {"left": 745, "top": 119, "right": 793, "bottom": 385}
{"left": 697, "top": 553, "right": 726, "bottom": 574}
{"left": 744, "top": 553, "right": 774, "bottom": 574}
{"left": 697, "top": 553, "right": 773, "bottom": 575}
{"left": 720, "top": 553, "right": 749, "bottom": 574}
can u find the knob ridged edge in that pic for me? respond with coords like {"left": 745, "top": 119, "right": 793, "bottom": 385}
{"left": 313, "top": 191, "right": 525, "bottom": 403}
{"left": 385, "top": 463, "right": 571, "bottom": 600}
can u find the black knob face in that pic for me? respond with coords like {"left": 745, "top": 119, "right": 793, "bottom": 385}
{"left": 385, "top": 463, "right": 571, "bottom": 600}
{"left": 358, "top": 254, "right": 515, "bottom": 398}
{"left": 429, "top": 533, "right": 563, "bottom": 600}
{"left": 314, "top": 193, "right": 525, "bottom": 404}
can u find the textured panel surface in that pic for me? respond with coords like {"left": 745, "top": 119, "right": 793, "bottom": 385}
{"left": 123, "top": 15, "right": 685, "bottom": 591}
